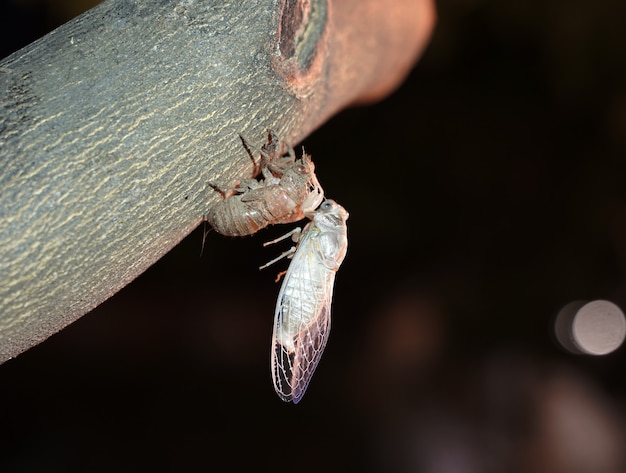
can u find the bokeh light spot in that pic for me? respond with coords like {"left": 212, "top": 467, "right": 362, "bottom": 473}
{"left": 554, "top": 300, "right": 626, "bottom": 356}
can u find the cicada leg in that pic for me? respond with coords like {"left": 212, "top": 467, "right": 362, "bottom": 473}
{"left": 259, "top": 227, "right": 303, "bottom": 271}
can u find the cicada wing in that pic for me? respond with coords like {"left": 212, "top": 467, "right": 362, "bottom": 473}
{"left": 271, "top": 287, "right": 333, "bottom": 404}
{"left": 291, "top": 303, "right": 332, "bottom": 403}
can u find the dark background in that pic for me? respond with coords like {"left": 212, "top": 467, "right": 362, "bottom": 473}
{"left": 2, "top": 0, "right": 625, "bottom": 471}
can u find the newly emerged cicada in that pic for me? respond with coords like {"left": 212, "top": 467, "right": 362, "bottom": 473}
{"left": 206, "top": 130, "right": 324, "bottom": 236}
{"left": 261, "top": 199, "right": 349, "bottom": 403}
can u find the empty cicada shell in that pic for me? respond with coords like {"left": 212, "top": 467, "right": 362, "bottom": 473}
{"left": 206, "top": 130, "right": 324, "bottom": 236}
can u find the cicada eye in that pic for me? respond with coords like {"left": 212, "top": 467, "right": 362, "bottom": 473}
{"left": 293, "top": 164, "right": 307, "bottom": 174}
{"left": 320, "top": 200, "right": 332, "bottom": 211}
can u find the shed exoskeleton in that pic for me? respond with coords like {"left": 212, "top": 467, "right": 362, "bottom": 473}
{"left": 206, "top": 130, "right": 324, "bottom": 236}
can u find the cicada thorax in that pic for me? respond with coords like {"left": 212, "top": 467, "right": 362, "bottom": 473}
{"left": 242, "top": 184, "right": 302, "bottom": 221}
{"left": 260, "top": 154, "right": 319, "bottom": 220}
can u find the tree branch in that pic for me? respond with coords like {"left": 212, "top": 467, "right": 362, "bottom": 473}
{"left": 0, "top": 0, "right": 435, "bottom": 363}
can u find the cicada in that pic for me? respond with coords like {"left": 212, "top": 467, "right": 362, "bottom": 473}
{"left": 262, "top": 199, "right": 349, "bottom": 403}
{"left": 206, "top": 130, "right": 324, "bottom": 236}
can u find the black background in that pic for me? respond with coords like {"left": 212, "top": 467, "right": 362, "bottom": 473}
{"left": 2, "top": 1, "right": 626, "bottom": 471}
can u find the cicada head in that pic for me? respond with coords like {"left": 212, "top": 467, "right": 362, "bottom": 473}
{"left": 312, "top": 200, "right": 349, "bottom": 231}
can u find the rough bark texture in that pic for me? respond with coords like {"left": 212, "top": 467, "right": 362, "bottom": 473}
{"left": 0, "top": 0, "right": 435, "bottom": 363}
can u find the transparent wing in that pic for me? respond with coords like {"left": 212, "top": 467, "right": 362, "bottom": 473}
{"left": 271, "top": 237, "right": 335, "bottom": 404}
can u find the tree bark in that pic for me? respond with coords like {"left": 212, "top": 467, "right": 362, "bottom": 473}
{"left": 0, "top": 0, "right": 435, "bottom": 363}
